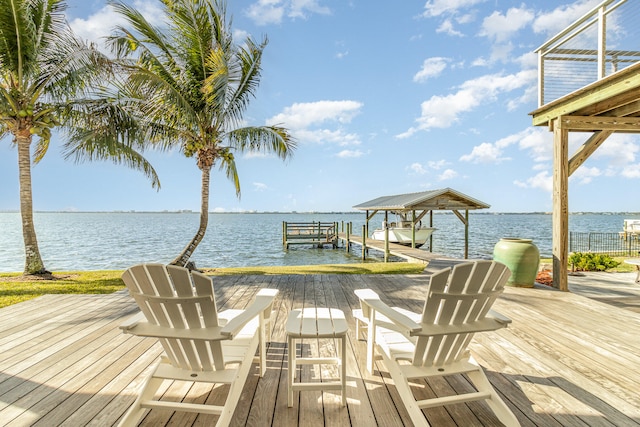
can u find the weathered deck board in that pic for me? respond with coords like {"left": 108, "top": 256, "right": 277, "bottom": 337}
{"left": 1, "top": 271, "right": 639, "bottom": 426}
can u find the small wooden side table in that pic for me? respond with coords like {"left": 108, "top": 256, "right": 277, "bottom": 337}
{"left": 286, "top": 307, "right": 348, "bottom": 407}
{"left": 624, "top": 259, "right": 640, "bottom": 284}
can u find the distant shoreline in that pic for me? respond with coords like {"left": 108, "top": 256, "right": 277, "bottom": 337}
{"left": 2, "top": 210, "right": 640, "bottom": 215}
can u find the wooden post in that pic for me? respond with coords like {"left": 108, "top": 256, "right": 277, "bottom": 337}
{"left": 282, "top": 222, "right": 286, "bottom": 247}
{"left": 411, "top": 210, "right": 416, "bottom": 248}
{"left": 464, "top": 210, "right": 469, "bottom": 259}
{"left": 346, "top": 222, "right": 350, "bottom": 252}
{"left": 429, "top": 210, "right": 434, "bottom": 252}
{"left": 553, "top": 117, "right": 569, "bottom": 291}
{"left": 361, "top": 225, "right": 366, "bottom": 261}
{"left": 384, "top": 211, "right": 389, "bottom": 262}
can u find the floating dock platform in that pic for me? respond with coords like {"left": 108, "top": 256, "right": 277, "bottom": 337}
{"left": 282, "top": 221, "right": 338, "bottom": 249}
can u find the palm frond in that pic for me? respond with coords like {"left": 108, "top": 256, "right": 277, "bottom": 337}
{"left": 0, "top": 0, "right": 35, "bottom": 80}
{"left": 224, "top": 36, "right": 267, "bottom": 124}
{"left": 227, "top": 125, "right": 296, "bottom": 160}
{"left": 217, "top": 149, "right": 240, "bottom": 196}
{"left": 63, "top": 123, "right": 161, "bottom": 190}
{"left": 32, "top": 133, "right": 49, "bottom": 163}
{"left": 107, "top": 1, "right": 175, "bottom": 63}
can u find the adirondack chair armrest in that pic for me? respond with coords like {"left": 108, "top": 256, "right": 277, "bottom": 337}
{"left": 221, "top": 288, "right": 278, "bottom": 339}
{"left": 487, "top": 309, "right": 511, "bottom": 325}
{"left": 354, "top": 288, "right": 381, "bottom": 301}
{"left": 356, "top": 294, "right": 422, "bottom": 333}
{"left": 120, "top": 320, "right": 227, "bottom": 340}
{"left": 120, "top": 311, "right": 146, "bottom": 331}
{"left": 412, "top": 316, "right": 511, "bottom": 337}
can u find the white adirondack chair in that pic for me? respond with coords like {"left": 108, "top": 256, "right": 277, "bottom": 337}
{"left": 354, "top": 260, "right": 520, "bottom": 427}
{"left": 118, "top": 264, "right": 278, "bottom": 426}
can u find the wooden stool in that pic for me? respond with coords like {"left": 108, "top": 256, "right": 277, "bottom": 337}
{"left": 286, "top": 307, "right": 348, "bottom": 407}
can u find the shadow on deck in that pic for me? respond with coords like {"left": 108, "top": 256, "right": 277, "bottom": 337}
{"left": 1, "top": 268, "right": 640, "bottom": 426}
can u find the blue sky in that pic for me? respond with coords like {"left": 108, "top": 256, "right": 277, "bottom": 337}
{"left": 1, "top": 0, "right": 639, "bottom": 213}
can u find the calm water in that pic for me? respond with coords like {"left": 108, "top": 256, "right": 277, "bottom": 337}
{"left": 0, "top": 212, "right": 637, "bottom": 272}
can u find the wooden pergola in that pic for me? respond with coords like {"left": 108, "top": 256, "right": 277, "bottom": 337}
{"left": 530, "top": 61, "right": 640, "bottom": 291}
{"left": 353, "top": 188, "right": 490, "bottom": 259}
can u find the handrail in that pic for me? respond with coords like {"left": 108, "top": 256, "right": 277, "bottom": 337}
{"left": 536, "top": 0, "right": 638, "bottom": 106}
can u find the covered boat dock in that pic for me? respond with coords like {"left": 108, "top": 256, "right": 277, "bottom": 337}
{"left": 352, "top": 188, "right": 490, "bottom": 259}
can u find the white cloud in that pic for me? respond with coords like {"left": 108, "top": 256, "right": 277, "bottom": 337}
{"left": 408, "top": 163, "right": 427, "bottom": 174}
{"left": 480, "top": 6, "right": 534, "bottom": 43}
{"left": 268, "top": 100, "right": 362, "bottom": 129}
{"left": 69, "top": 1, "right": 166, "bottom": 49}
{"left": 428, "top": 159, "right": 449, "bottom": 170}
{"left": 436, "top": 19, "right": 463, "bottom": 37}
{"left": 413, "top": 57, "right": 450, "bottom": 82}
{"left": 68, "top": 6, "right": 123, "bottom": 47}
{"left": 423, "top": 0, "right": 486, "bottom": 18}
{"left": 570, "top": 166, "right": 601, "bottom": 184}
{"left": 517, "top": 127, "right": 552, "bottom": 162}
{"left": 461, "top": 127, "right": 553, "bottom": 165}
{"left": 246, "top": 0, "right": 330, "bottom": 25}
{"left": 514, "top": 171, "right": 552, "bottom": 192}
{"left": 336, "top": 149, "right": 363, "bottom": 158}
{"left": 621, "top": 164, "right": 640, "bottom": 178}
{"left": 245, "top": 0, "right": 285, "bottom": 25}
{"left": 289, "top": 0, "right": 331, "bottom": 19}
{"left": 268, "top": 100, "right": 363, "bottom": 146}
{"left": 438, "top": 169, "right": 458, "bottom": 180}
{"left": 533, "top": 0, "right": 601, "bottom": 37}
{"left": 460, "top": 142, "right": 510, "bottom": 164}
{"left": 253, "top": 182, "right": 269, "bottom": 191}
{"left": 397, "top": 70, "right": 536, "bottom": 137}
{"left": 478, "top": 6, "right": 534, "bottom": 64}
{"left": 293, "top": 128, "right": 360, "bottom": 146}
{"left": 593, "top": 134, "right": 639, "bottom": 166}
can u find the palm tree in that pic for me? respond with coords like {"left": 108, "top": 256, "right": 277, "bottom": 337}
{"left": 0, "top": 0, "right": 160, "bottom": 275}
{"left": 108, "top": 0, "right": 296, "bottom": 268}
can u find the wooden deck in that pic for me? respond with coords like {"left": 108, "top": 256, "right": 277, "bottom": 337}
{"left": 1, "top": 269, "right": 640, "bottom": 426}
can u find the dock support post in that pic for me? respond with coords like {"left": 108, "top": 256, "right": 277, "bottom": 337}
{"left": 346, "top": 223, "right": 351, "bottom": 252}
{"left": 429, "top": 211, "right": 434, "bottom": 252}
{"left": 362, "top": 225, "right": 366, "bottom": 261}
{"left": 464, "top": 210, "right": 469, "bottom": 259}
{"left": 384, "top": 212, "right": 389, "bottom": 262}
{"left": 282, "top": 222, "right": 287, "bottom": 248}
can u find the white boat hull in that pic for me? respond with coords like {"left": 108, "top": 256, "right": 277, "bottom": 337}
{"left": 371, "top": 227, "right": 435, "bottom": 248}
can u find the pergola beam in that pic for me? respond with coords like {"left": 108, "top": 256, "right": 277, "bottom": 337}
{"left": 558, "top": 115, "right": 640, "bottom": 131}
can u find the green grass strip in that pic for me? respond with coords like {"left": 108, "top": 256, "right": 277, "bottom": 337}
{"left": 0, "top": 262, "right": 426, "bottom": 308}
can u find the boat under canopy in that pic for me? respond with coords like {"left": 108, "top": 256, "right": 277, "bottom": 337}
{"left": 370, "top": 212, "right": 436, "bottom": 248}
{"left": 353, "top": 188, "right": 490, "bottom": 257}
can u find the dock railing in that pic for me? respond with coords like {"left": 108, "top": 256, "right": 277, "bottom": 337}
{"left": 282, "top": 221, "right": 338, "bottom": 249}
{"left": 536, "top": 0, "right": 640, "bottom": 106}
{"left": 569, "top": 231, "right": 640, "bottom": 256}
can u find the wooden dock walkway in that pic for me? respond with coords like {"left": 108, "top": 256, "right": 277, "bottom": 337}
{"left": 337, "top": 232, "right": 447, "bottom": 264}
{"left": 1, "top": 270, "right": 640, "bottom": 426}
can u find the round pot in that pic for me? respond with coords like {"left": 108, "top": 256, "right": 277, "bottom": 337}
{"left": 493, "top": 238, "right": 540, "bottom": 287}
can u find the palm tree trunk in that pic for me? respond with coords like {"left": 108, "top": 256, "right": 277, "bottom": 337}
{"left": 171, "top": 166, "right": 211, "bottom": 268}
{"left": 16, "top": 132, "right": 48, "bottom": 275}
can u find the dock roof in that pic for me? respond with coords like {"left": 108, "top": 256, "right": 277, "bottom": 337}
{"left": 353, "top": 188, "right": 490, "bottom": 211}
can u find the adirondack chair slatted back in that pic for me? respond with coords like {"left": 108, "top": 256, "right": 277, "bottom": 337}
{"left": 122, "top": 264, "right": 225, "bottom": 371}
{"left": 414, "top": 260, "right": 510, "bottom": 368}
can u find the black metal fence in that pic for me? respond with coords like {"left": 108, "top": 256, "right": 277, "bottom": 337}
{"left": 569, "top": 232, "right": 640, "bottom": 256}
